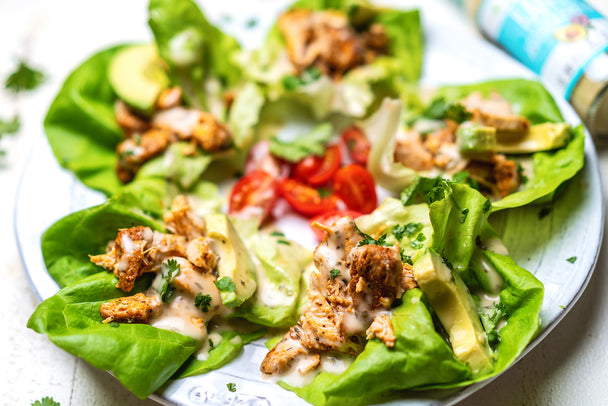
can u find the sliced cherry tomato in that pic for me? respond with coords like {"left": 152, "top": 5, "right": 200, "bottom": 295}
{"left": 333, "top": 164, "right": 377, "bottom": 214}
{"left": 341, "top": 126, "right": 370, "bottom": 165}
{"left": 280, "top": 178, "right": 338, "bottom": 217}
{"left": 293, "top": 144, "right": 342, "bottom": 186}
{"left": 245, "top": 140, "right": 289, "bottom": 179}
{"left": 310, "top": 209, "right": 363, "bottom": 241}
{"left": 229, "top": 170, "right": 279, "bottom": 221}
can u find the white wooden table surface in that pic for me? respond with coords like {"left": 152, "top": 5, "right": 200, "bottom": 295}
{"left": 1, "top": 1, "right": 607, "bottom": 405}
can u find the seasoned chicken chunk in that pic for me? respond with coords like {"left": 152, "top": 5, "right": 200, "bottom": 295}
{"left": 493, "top": 154, "right": 521, "bottom": 197}
{"left": 394, "top": 130, "right": 435, "bottom": 172}
{"left": 163, "top": 195, "right": 206, "bottom": 240}
{"left": 262, "top": 217, "right": 417, "bottom": 376}
{"left": 90, "top": 226, "right": 186, "bottom": 292}
{"left": 470, "top": 109, "right": 530, "bottom": 134}
{"left": 100, "top": 293, "right": 160, "bottom": 324}
{"left": 461, "top": 91, "right": 530, "bottom": 134}
{"left": 186, "top": 237, "right": 216, "bottom": 270}
{"left": 115, "top": 100, "right": 150, "bottom": 134}
{"left": 278, "top": 9, "right": 387, "bottom": 79}
{"left": 116, "top": 128, "right": 173, "bottom": 183}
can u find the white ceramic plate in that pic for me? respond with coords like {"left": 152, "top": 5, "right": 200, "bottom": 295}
{"left": 15, "top": 2, "right": 605, "bottom": 405}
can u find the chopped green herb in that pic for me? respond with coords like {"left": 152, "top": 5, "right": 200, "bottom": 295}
{"left": 277, "top": 239, "right": 291, "bottom": 245}
{"left": 270, "top": 231, "right": 285, "bottom": 237}
{"left": 558, "top": 305, "right": 565, "bottom": 309}
{"left": 269, "top": 123, "right": 333, "bottom": 162}
{"left": 482, "top": 199, "right": 491, "bottom": 213}
{"left": 415, "top": 233, "right": 426, "bottom": 242}
{"left": 538, "top": 207, "right": 551, "bottom": 219}
{"left": 227, "top": 383, "right": 237, "bottom": 392}
{"left": 5, "top": 59, "right": 46, "bottom": 93}
{"left": 400, "top": 249, "right": 413, "bottom": 265}
{"left": 566, "top": 256, "right": 577, "bottom": 264}
{"left": 459, "top": 208, "right": 469, "bottom": 224}
{"left": 31, "top": 397, "right": 60, "bottom": 406}
{"left": 409, "top": 240, "right": 424, "bottom": 249}
{"left": 426, "top": 185, "right": 446, "bottom": 203}
{"left": 423, "top": 97, "right": 471, "bottom": 123}
{"left": 330, "top": 269, "right": 341, "bottom": 280}
{"left": 0, "top": 115, "right": 20, "bottom": 135}
{"left": 355, "top": 224, "right": 391, "bottom": 247}
{"left": 317, "top": 187, "right": 332, "bottom": 198}
{"left": 159, "top": 259, "right": 181, "bottom": 303}
{"left": 393, "top": 222, "right": 423, "bottom": 240}
{"left": 246, "top": 18, "right": 258, "bottom": 28}
{"left": 109, "top": 322, "right": 120, "bottom": 328}
{"left": 215, "top": 276, "right": 236, "bottom": 292}
{"left": 194, "top": 293, "right": 212, "bottom": 312}
{"left": 281, "top": 66, "right": 322, "bottom": 91}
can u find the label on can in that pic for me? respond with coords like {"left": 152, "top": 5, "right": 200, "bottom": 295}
{"left": 476, "top": 0, "right": 608, "bottom": 99}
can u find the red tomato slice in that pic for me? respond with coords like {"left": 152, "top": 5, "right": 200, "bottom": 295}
{"left": 245, "top": 140, "right": 289, "bottom": 179}
{"left": 333, "top": 164, "right": 377, "bottom": 214}
{"left": 293, "top": 144, "right": 342, "bottom": 186}
{"left": 341, "top": 126, "right": 370, "bottom": 165}
{"left": 280, "top": 178, "right": 338, "bottom": 217}
{"left": 229, "top": 170, "right": 279, "bottom": 221}
{"left": 310, "top": 209, "right": 363, "bottom": 241}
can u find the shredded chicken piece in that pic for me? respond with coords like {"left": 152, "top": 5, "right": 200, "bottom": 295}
{"left": 100, "top": 293, "right": 160, "bottom": 324}
{"left": 261, "top": 217, "right": 416, "bottom": 376}
{"left": 191, "top": 112, "right": 232, "bottom": 152}
{"left": 493, "top": 154, "right": 521, "bottom": 197}
{"left": 90, "top": 226, "right": 186, "bottom": 292}
{"left": 186, "top": 237, "right": 216, "bottom": 270}
{"left": 460, "top": 91, "right": 530, "bottom": 134}
{"left": 470, "top": 109, "right": 530, "bottom": 134}
{"left": 155, "top": 87, "right": 182, "bottom": 110}
{"left": 278, "top": 9, "right": 387, "bottom": 79}
{"left": 116, "top": 128, "right": 173, "bottom": 183}
{"left": 163, "top": 195, "right": 206, "bottom": 240}
{"left": 394, "top": 130, "right": 435, "bottom": 171}
{"left": 115, "top": 100, "right": 150, "bottom": 134}
{"left": 365, "top": 313, "right": 396, "bottom": 347}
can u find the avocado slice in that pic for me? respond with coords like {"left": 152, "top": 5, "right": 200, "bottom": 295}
{"left": 204, "top": 213, "right": 257, "bottom": 308}
{"left": 108, "top": 44, "right": 169, "bottom": 112}
{"left": 495, "top": 122, "right": 571, "bottom": 154}
{"left": 413, "top": 250, "right": 494, "bottom": 375}
{"left": 456, "top": 122, "right": 497, "bottom": 154}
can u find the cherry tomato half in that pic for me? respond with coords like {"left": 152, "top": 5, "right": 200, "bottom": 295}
{"left": 333, "top": 164, "right": 377, "bottom": 214}
{"left": 280, "top": 178, "right": 338, "bottom": 218}
{"left": 310, "top": 209, "right": 363, "bottom": 241}
{"left": 229, "top": 170, "right": 279, "bottom": 222}
{"left": 293, "top": 144, "right": 342, "bottom": 186}
{"left": 341, "top": 126, "right": 370, "bottom": 165}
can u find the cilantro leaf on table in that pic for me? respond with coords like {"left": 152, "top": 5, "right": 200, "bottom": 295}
{"left": 31, "top": 397, "right": 60, "bottom": 406}
{"left": 269, "top": 123, "right": 333, "bottom": 162}
{"left": 5, "top": 59, "right": 46, "bottom": 93}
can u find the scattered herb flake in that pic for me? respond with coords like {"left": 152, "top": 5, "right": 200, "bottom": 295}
{"left": 227, "top": 383, "right": 237, "bottom": 392}
{"left": 393, "top": 222, "right": 422, "bottom": 240}
{"left": 566, "top": 256, "right": 577, "bottom": 264}
{"left": 329, "top": 269, "right": 341, "bottom": 280}
{"left": 246, "top": 18, "right": 258, "bottom": 28}
{"left": 277, "top": 239, "right": 291, "bottom": 245}
{"left": 31, "top": 397, "right": 60, "bottom": 406}
{"left": 459, "top": 208, "right": 469, "bottom": 224}
{"left": 415, "top": 233, "right": 426, "bottom": 242}
{"left": 409, "top": 241, "right": 424, "bottom": 249}
{"left": 194, "top": 293, "right": 212, "bottom": 312}
{"left": 159, "top": 259, "right": 181, "bottom": 303}
{"left": 5, "top": 59, "right": 46, "bottom": 93}
{"left": 559, "top": 305, "right": 565, "bottom": 309}
{"left": 538, "top": 207, "right": 551, "bottom": 219}
{"left": 317, "top": 187, "right": 332, "bottom": 198}
{"left": 281, "top": 66, "right": 322, "bottom": 91}
{"left": 270, "top": 231, "right": 285, "bottom": 237}
{"left": 400, "top": 249, "right": 413, "bottom": 265}
{"left": 215, "top": 276, "right": 236, "bottom": 292}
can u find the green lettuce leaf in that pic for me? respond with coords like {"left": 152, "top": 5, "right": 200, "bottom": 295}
{"left": 148, "top": 0, "right": 242, "bottom": 114}
{"left": 27, "top": 272, "right": 198, "bottom": 399}
{"left": 238, "top": 1, "right": 422, "bottom": 118}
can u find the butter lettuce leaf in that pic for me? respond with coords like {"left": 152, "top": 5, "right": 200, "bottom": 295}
{"left": 27, "top": 272, "right": 198, "bottom": 400}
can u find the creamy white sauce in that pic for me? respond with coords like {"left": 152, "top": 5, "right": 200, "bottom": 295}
{"left": 196, "top": 331, "right": 223, "bottom": 361}
{"left": 150, "top": 294, "right": 207, "bottom": 342}
{"left": 477, "top": 254, "right": 505, "bottom": 294}
{"left": 255, "top": 264, "right": 295, "bottom": 307}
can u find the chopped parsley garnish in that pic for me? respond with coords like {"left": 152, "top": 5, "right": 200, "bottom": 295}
{"left": 355, "top": 223, "right": 391, "bottom": 247}
{"left": 282, "top": 66, "right": 322, "bottom": 91}
{"left": 393, "top": 222, "right": 423, "bottom": 240}
{"left": 329, "top": 269, "right": 341, "bottom": 280}
{"left": 246, "top": 18, "right": 258, "bottom": 28}
{"left": 400, "top": 249, "right": 413, "bottom": 265}
{"left": 194, "top": 293, "right": 212, "bottom": 312}
{"left": 423, "top": 97, "right": 472, "bottom": 123}
{"left": 479, "top": 301, "right": 507, "bottom": 347}
{"left": 409, "top": 240, "right": 423, "bottom": 249}
{"left": 159, "top": 259, "right": 181, "bottom": 303}
{"left": 427, "top": 184, "right": 446, "bottom": 203}
{"left": 270, "top": 231, "right": 285, "bottom": 237}
{"left": 31, "top": 397, "right": 60, "bottom": 406}
{"left": 538, "top": 207, "right": 551, "bottom": 219}
{"left": 459, "top": 208, "right": 469, "bottom": 223}
{"left": 5, "top": 59, "right": 46, "bottom": 93}
{"left": 227, "top": 382, "right": 237, "bottom": 392}
{"left": 317, "top": 187, "right": 332, "bottom": 198}
{"left": 269, "top": 123, "right": 333, "bottom": 162}
{"left": 214, "top": 276, "right": 236, "bottom": 292}
{"left": 277, "top": 239, "right": 291, "bottom": 245}
{"left": 559, "top": 305, "right": 565, "bottom": 309}
{"left": 482, "top": 199, "right": 491, "bottom": 213}
{"left": 566, "top": 256, "right": 577, "bottom": 264}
